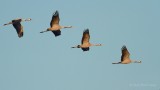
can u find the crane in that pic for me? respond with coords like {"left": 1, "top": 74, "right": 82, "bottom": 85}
{"left": 112, "top": 45, "right": 141, "bottom": 64}
{"left": 3, "top": 18, "right": 31, "bottom": 38}
{"left": 40, "top": 10, "right": 72, "bottom": 37}
{"left": 72, "top": 29, "right": 102, "bottom": 51}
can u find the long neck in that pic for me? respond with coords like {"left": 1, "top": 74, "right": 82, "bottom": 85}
{"left": 71, "top": 45, "right": 81, "bottom": 48}
{"left": 3, "top": 22, "right": 12, "bottom": 26}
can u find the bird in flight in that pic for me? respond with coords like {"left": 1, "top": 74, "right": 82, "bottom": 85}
{"left": 112, "top": 45, "right": 141, "bottom": 64}
{"left": 72, "top": 29, "right": 102, "bottom": 51}
{"left": 40, "top": 10, "right": 72, "bottom": 37}
{"left": 3, "top": 18, "right": 31, "bottom": 38}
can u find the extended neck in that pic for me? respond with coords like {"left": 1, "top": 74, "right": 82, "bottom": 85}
{"left": 71, "top": 45, "right": 81, "bottom": 48}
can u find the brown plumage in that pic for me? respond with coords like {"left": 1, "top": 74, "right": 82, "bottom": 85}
{"left": 121, "top": 46, "right": 130, "bottom": 62}
{"left": 112, "top": 45, "right": 141, "bottom": 64}
{"left": 72, "top": 29, "right": 102, "bottom": 51}
{"left": 50, "top": 10, "right": 60, "bottom": 26}
{"left": 81, "top": 29, "right": 90, "bottom": 45}
{"left": 3, "top": 18, "right": 31, "bottom": 38}
{"left": 12, "top": 19, "right": 23, "bottom": 37}
{"left": 40, "top": 10, "right": 72, "bottom": 37}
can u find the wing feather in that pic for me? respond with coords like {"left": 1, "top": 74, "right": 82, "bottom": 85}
{"left": 81, "top": 29, "right": 90, "bottom": 44}
{"left": 50, "top": 10, "right": 60, "bottom": 27}
{"left": 12, "top": 19, "right": 23, "bottom": 38}
{"left": 121, "top": 45, "right": 130, "bottom": 61}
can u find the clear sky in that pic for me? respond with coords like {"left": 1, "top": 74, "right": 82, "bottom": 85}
{"left": 0, "top": 0, "right": 160, "bottom": 90}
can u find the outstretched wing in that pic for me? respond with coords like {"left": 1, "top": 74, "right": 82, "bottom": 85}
{"left": 81, "top": 29, "right": 90, "bottom": 44}
{"left": 12, "top": 19, "right": 23, "bottom": 38}
{"left": 121, "top": 45, "right": 130, "bottom": 61}
{"left": 50, "top": 10, "right": 60, "bottom": 27}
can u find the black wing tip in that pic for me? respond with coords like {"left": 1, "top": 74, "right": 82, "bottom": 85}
{"left": 84, "top": 28, "right": 89, "bottom": 33}
{"left": 55, "top": 10, "right": 59, "bottom": 13}
{"left": 122, "top": 45, "right": 127, "bottom": 50}
{"left": 53, "top": 10, "right": 59, "bottom": 16}
{"left": 18, "top": 33, "right": 23, "bottom": 38}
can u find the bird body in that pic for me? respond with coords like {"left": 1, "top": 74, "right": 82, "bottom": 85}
{"left": 3, "top": 18, "right": 31, "bottom": 38}
{"left": 112, "top": 45, "right": 141, "bottom": 64}
{"left": 72, "top": 29, "right": 102, "bottom": 51}
{"left": 49, "top": 24, "right": 61, "bottom": 30}
{"left": 40, "top": 10, "right": 72, "bottom": 37}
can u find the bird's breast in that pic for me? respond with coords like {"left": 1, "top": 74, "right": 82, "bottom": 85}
{"left": 51, "top": 25, "right": 61, "bottom": 30}
{"left": 81, "top": 43, "right": 91, "bottom": 48}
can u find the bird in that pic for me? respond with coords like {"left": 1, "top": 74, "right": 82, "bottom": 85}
{"left": 112, "top": 45, "right": 141, "bottom": 64}
{"left": 3, "top": 18, "right": 31, "bottom": 38}
{"left": 40, "top": 10, "right": 72, "bottom": 37}
{"left": 71, "top": 29, "right": 102, "bottom": 51}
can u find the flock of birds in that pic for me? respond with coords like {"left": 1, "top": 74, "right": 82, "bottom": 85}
{"left": 2, "top": 10, "right": 141, "bottom": 64}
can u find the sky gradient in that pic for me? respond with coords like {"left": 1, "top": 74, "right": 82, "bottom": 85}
{"left": 0, "top": 0, "right": 160, "bottom": 90}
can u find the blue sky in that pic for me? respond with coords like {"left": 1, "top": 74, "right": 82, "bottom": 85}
{"left": 0, "top": 0, "right": 160, "bottom": 90}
